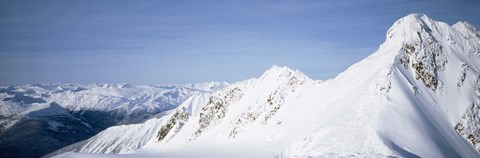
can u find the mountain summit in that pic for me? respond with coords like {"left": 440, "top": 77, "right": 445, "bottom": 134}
{"left": 54, "top": 14, "right": 480, "bottom": 158}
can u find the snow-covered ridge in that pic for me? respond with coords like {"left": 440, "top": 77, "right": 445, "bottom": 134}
{"left": 63, "top": 65, "right": 315, "bottom": 155}
{"left": 51, "top": 13, "right": 480, "bottom": 158}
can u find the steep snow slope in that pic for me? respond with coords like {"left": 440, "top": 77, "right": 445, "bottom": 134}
{"left": 56, "top": 14, "right": 480, "bottom": 158}
{"left": 377, "top": 14, "right": 480, "bottom": 157}
{"left": 0, "top": 82, "right": 226, "bottom": 158}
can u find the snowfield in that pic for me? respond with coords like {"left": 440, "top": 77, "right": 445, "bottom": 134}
{"left": 7, "top": 13, "right": 480, "bottom": 158}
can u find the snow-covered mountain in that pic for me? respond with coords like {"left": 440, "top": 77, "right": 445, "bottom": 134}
{"left": 53, "top": 14, "right": 480, "bottom": 158}
{"left": 0, "top": 82, "right": 226, "bottom": 158}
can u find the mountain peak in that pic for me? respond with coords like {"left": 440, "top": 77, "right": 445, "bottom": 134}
{"left": 453, "top": 21, "right": 480, "bottom": 39}
{"left": 259, "top": 65, "right": 310, "bottom": 81}
{"left": 385, "top": 13, "right": 440, "bottom": 43}
{"left": 265, "top": 65, "right": 293, "bottom": 74}
{"left": 395, "top": 13, "right": 432, "bottom": 26}
{"left": 402, "top": 13, "right": 428, "bottom": 21}
{"left": 454, "top": 21, "right": 476, "bottom": 31}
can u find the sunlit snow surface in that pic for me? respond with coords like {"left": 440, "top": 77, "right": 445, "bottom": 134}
{"left": 56, "top": 14, "right": 480, "bottom": 158}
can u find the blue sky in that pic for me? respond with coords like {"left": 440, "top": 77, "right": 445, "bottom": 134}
{"left": 1, "top": 0, "right": 479, "bottom": 85}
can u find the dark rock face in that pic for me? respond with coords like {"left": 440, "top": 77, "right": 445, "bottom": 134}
{"left": 157, "top": 108, "right": 189, "bottom": 142}
{"left": 194, "top": 87, "right": 243, "bottom": 139}
{"left": 398, "top": 35, "right": 447, "bottom": 91}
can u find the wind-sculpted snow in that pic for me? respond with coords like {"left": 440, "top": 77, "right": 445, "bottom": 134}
{"left": 52, "top": 14, "right": 480, "bottom": 158}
